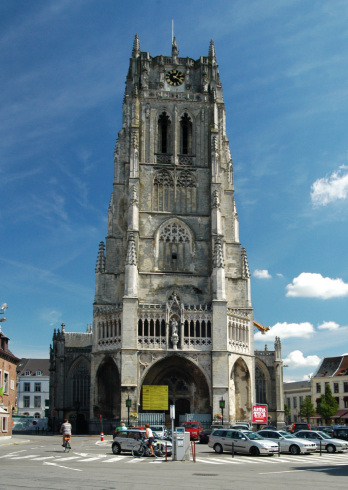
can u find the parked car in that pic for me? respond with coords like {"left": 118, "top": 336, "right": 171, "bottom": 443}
{"left": 199, "top": 428, "right": 212, "bottom": 444}
{"left": 288, "top": 422, "right": 311, "bottom": 433}
{"left": 230, "top": 423, "right": 251, "bottom": 430}
{"left": 208, "top": 429, "right": 279, "bottom": 456}
{"left": 257, "top": 429, "right": 317, "bottom": 455}
{"left": 332, "top": 427, "right": 348, "bottom": 441}
{"left": 295, "top": 430, "right": 348, "bottom": 453}
{"left": 150, "top": 425, "right": 167, "bottom": 438}
{"left": 112, "top": 429, "right": 172, "bottom": 455}
{"left": 258, "top": 425, "right": 278, "bottom": 430}
{"left": 182, "top": 421, "right": 204, "bottom": 441}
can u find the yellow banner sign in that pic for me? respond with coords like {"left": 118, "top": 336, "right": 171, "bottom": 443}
{"left": 142, "top": 385, "right": 168, "bottom": 410}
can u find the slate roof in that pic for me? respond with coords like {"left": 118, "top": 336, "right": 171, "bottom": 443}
{"left": 313, "top": 355, "right": 348, "bottom": 377}
{"left": 17, "top": 358, "right": 50, "bottom": 376}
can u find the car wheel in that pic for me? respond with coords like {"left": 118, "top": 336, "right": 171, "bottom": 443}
{"left": 214, "top": 443, "right": 223, "bottom": 454}
{"left": 290, "top": 445, "right": 300, "bottom": 455}
{"left": 327, "top": 444, "right": 335, "bottom": 453}
{"left": 112, "top": 443, "right": 121, "bottom": 455}
{"left": 249, "top": 446, "right": 260, "bottom": 456}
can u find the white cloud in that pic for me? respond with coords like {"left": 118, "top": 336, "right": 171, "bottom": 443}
{"left": 40, "top": 309, "right": 62, "bottom": 327}
{"left": 318, "top": 321, "right": 340, "bottom": 330}
{"left": 254, "top": 321, "right": 314, "bottom": 341}
{"left": 283, "top": 350, "right": 321, "bottom": 368}
{"left": 311, "top": 165, "right": 348, "bottom": 206}
{"left": 253, "top": 269, "right": 271, "bottom": 279}
{"left": 286, "top": 272, "right": 348, "bottom": 299}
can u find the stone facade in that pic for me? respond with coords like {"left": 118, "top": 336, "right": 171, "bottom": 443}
{"left": 49, "top": 36, "right": 284, "bottom": 431}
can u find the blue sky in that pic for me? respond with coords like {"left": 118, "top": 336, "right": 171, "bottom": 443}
{"left": 1, "top": 0, "right": 348, "bottom": 382}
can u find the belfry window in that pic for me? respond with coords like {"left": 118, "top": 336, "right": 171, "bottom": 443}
{"left": 180, "top": 113, "right": 192, "bottom": 155}
{"left": 158, "top": 112, "right": 171, "bottom": 154}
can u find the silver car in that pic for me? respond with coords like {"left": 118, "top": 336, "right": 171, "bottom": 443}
{"left": 112, "top": 429, "right": 172, "bottom": 455}
{"left": 258, "top": 429, "right": 317, "bottom": 455}
{"left": 208, "top": 429, "right": 279, "bottom": 456}
{"left": 295, "top": 430, "right": 348, "bottom": 453}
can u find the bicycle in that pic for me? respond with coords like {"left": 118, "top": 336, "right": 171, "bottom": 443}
{"left": 63, "top": 434, "right": 72, "bottom": 453}
{"left": 132, "top": 438, "right": 164, "bottom": 458}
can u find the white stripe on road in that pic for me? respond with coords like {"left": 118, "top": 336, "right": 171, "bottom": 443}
{"left": 196, "top": 458, "right": 224, "bottom": 464}
{"left": 103, "top": 456, "right": 127, "bottom": 463}
{"left": 43, "top": 461, "right": 82, "bottom": 472}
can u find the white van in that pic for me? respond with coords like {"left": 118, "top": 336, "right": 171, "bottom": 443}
{"left": 150, "top": 425, "right": 167, "bottom": 438}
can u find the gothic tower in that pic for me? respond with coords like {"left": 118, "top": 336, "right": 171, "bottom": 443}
{"left": 91, "top": 35, "right": 254, "bottom": 425}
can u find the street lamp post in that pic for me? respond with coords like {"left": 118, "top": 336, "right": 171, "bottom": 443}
{"left": 126, "top": 395, "right": 131, "bottom": 427}
{"left": 219, "top": 398, "right": 225, "bottom": 426}
{"left": 0, "top": 303, "right": 8, "bottom": 332}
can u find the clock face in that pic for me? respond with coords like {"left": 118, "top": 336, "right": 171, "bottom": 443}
{"left": 166, "top": 69, "right": 185, "bottom": 87}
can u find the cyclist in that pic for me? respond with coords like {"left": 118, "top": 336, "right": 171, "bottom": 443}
{"left": 145, "top": 423, "right": 155, "bottom": 456}
{"left": 60, "top": 418, "right": 72, "bottom": 448}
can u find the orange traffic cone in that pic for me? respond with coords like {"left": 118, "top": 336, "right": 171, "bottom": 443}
{"left": 100, "top": 432, "right": 104, "bottom": 441}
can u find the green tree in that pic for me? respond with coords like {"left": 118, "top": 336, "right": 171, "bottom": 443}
{"left": 284, "top": 403, "right": 291, "bottom": 424}
{"left": 299, "top": 397, "right": 316, "bottom": 423}
{"left": 317, "top": 384, "right": 339, "bottom": 424}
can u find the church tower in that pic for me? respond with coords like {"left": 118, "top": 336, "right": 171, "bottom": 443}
{"left": 91, "top": 35, "right": 254, "bottom": 425}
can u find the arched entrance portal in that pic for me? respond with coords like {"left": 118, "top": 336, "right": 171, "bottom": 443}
{"left": 95, "top": 357, "right": 120, "bottom": 419}
{"left": 231, "top": 357, "right": 251, "bottom": 421}
{"left": 141, "top": 355, "right": 210, "bottom": 424}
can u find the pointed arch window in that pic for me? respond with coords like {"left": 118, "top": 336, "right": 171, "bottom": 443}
{"left": 180, "top": 113, "right": 192, "bottom": 155}
{"left": 158, "top": 112, "right": 171, "bottom": 154}
{"left": 153, "top": 169, "right": 174, "bottom": 212}
{"left": 176, "top": 170, "right": 197, "bottom": 213}
{"left": 155, "top": 219, "right": 194, "bottom": 272}
{"left": 72, "top": 361, "right": 90, "bottom": 409}
{"left": 255, "top": 365, "right": 267, "bottom": 405}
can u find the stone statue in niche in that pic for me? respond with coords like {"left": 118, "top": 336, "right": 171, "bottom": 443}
{"left": 170, "top": 318, "right": 179, "bottom": 350}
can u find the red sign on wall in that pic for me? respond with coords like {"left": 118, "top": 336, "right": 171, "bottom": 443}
{"left": 252, "top": 404, "right": 268, "bottom": 424}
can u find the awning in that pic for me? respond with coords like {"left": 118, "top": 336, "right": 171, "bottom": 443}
{"left": 333, "top": 410, "right": 348, "bottom": 417}
{"left": 341, "top": 412, "right": 348, "bottom": 419}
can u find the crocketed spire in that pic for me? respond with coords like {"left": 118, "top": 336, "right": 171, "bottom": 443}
{"left": 126, "top": 233, "right": 137, "bottom": 266}
{"left": 241, "top": 247, "right": 250, "bottom": 278}
{"left": 208, "top": 39, "right": 217, "bottom": 64}
{"left": 213, "top": 236, "right": 225, "bottom": 268}
{"left": 95, "top": 241, "right": 106, "bottom": 273}
{"left": 132, "top": 33, "right": 141, "bottom": 58}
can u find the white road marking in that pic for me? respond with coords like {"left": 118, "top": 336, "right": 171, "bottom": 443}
{"left": 43, "top": 461, "right": 82, "bottom": 472}
{"left": 0, "top": 450, "right": 27, "bottom": 458}
{"left": 196, "top": 458, "right": 224, "bottom": 464}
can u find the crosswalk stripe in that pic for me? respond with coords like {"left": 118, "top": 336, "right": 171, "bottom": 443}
{"left": 196, "top": 458, "right": 224, "bottom": 464}
{"left": 103, "top": 456, "right": 125, "bottom": 463}
{"left": 78, "top": 456, "right": 106, "bottom": 462}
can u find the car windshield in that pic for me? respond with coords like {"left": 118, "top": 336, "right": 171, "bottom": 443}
{"left": 184, "top": 423, "right": 197, "bottom": 428}
{"left": 279, "top": 431, "right": 295, "bottom": 439}
{"left": 244, "top": 431, "right": 264, "bottom": 440}
{"left": 317, "top": 431, "right": 331, "bottom": 439}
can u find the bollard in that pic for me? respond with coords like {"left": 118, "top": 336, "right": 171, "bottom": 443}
{"left": 232, "top": 441, "right": 234, "bottom": 458}
{"left": 100, "top": 432, "right": 104, "bottom": 441}
{"left": 191, "top": 440, "right": 196, "bottom": 462}
{"left": 278, "top": 442, "right": 281, "bottom": 457}
{"left": 319, "top": 439, "right": 322, "bottom": 456}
